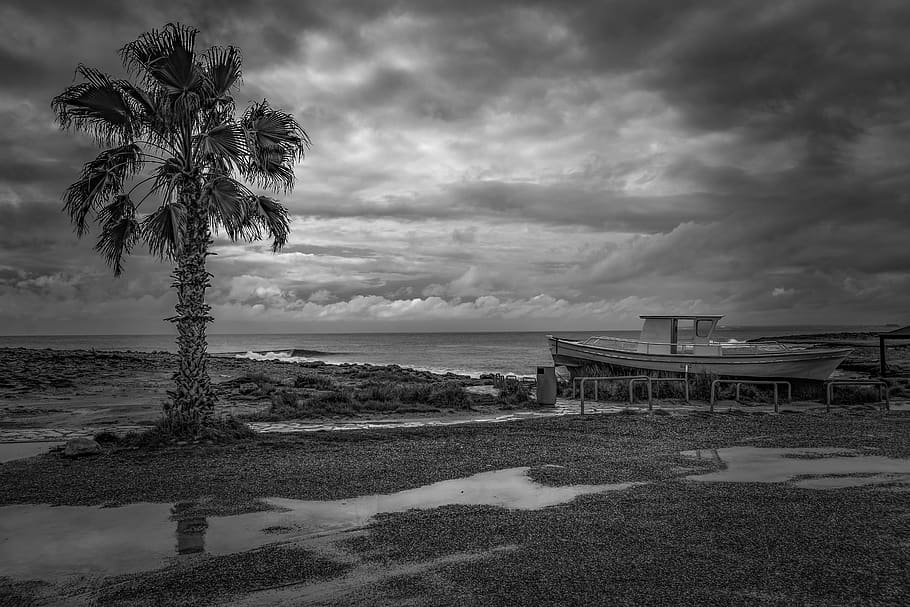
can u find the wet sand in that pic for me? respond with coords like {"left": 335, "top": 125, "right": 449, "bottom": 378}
{"left": 3, "top": 413, "right": 910, "bottom": 606}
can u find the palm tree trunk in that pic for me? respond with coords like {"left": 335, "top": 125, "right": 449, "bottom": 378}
{"left": 165, "top": 184, "right": 216, "bottom": 435}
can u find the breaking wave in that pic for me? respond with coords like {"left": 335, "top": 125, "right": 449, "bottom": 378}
{"left": 232, "top": 350, "right": 483, "bottom": 378}
{"left": 235, "top": 351, "right": 320, "bottom": 363}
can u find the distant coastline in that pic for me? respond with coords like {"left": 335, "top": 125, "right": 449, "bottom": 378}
{"left": 0, "top": 327, "right": 904, "bottom": 378}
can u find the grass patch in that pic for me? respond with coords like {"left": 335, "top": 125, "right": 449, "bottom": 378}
{"left": 496, "top": 380, "right": 534, "bottom": 409}
{"left": 119, "top": 417, "right": 255, "bottom": 448}
{"left": 293, "top": 373, "right": 337, "bottom": 390}
{"left": 264, "top": 380, "right": 472, "bottom": 418}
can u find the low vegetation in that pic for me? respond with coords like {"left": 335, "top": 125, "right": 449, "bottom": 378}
{"left": 495, "top": 377, "right": 535, "bottom": 409}
{"left": 265, "top": 380, "right": 472, "bottom": 418}
{"left": 112, "top": 417, "right": 256, "bottom": 448}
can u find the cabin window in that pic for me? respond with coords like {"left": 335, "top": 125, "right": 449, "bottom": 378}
{"left": 696, "top": 319, "right": 713, "bottom": 338}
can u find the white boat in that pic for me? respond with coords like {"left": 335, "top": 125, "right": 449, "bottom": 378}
{"left": 548, "top": 315, "right": 853, "bottom": 381}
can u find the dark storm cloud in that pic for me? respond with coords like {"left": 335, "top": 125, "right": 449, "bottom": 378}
{"left": 288, "top": 185, "right": 724, "bottom": 233}
{"left": 582, "top": 0, "right": 910, "bottom": 168}
{"left": 2, "top": 0, "right": 909, "bottom": 330}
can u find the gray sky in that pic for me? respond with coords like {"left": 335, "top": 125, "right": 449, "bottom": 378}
{"left": 1, "top": 0, "right": 909, "bottom": 334}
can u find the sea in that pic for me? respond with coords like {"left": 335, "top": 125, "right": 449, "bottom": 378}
{"left": 0, "top": 325, "right": 890, "bottom": 378}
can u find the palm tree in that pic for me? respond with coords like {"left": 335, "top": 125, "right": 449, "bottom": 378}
{"left": 52, "top": 23, "right": 309, "bottom": 436}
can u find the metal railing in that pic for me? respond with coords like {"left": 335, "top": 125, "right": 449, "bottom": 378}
{"left": 629, "top": 377, "right": 653, "bottom": 409}
{"left": 565, "top": 375, "right": 893, "bottom": 416}
{"left": 574, "top": 375, "right": 651, "bottom": 414}
{"left": 710, "top": 379, "right": 791, "bottom": 413}
{"left": 577, "top": 336, "right": 792, "bottom": 356}
{"left": 825, "top": 380, "right": 889, "bottom": 412}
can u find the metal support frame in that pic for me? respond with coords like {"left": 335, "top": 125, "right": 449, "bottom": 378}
{"left": 710, "top": 379, "right": 791, "bottom": 413}
{"left": 629, "top": 377, "right": 654, "bottom": 411}
{"left": 825, "top": 380, "right": 889, "bottom": 412}
{"left": 575, "top": 375, "right": 650, "bottom": 414}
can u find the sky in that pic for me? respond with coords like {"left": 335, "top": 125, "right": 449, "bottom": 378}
{"left": 1, "top": 0, "right": 909, "bottom": 334}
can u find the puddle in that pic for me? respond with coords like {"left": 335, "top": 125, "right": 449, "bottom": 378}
{"left": 0, "top": 466, "right": 638, "bottom": 581}
{"left": 682, "top": 447, "right": 910, "bottom": 489}
{"left": 0, "top": 441, "right": 63, "bottom": 463}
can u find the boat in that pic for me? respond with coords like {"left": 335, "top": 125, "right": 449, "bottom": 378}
{"left": 548, "top": 315, "right": 853, "bottom": 381}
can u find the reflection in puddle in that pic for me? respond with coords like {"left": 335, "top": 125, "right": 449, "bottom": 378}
{"left": 0, "top": 441, "right": 64, "bottom": 463}
{"left": 173, "top": 502, "right": 208, "bottom": 554}
{"left": 682, "top": 447, "right": 910, "bottom": 489}
{"left": 0, "top": 466, "right": 638, "bottom": 581}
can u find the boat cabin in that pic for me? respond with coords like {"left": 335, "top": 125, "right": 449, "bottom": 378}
{"left": 638, "top": 315, "right": 723, "bottom": 354}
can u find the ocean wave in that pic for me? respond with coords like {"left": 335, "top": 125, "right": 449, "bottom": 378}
{"left": 235, "top": 351, "right": 321, "bottom": 363}
{"left": 232, "top": 351, "right": 490, "bottom": 378}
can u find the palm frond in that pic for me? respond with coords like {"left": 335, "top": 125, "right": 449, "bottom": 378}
{"left": 52, "top": 65, "right": 137, "bottom": 145}
{"left": 205, "top": 175, "right": 251, "bottom": 239}
{"left": 120, "top": 23, "right": 206, "bottom": 118}
{"left": 63, "top": 143, "right": 143, "bottom": 236}
{"left": 247, "top": 195, "right": 291, "bottom": 251}
{"left": 118, "top": 81, "right": 173, "bottom": 145}
{"left": 204, "top": 45, "right": 242, "bottom": 102}
{"left": 149, "top": 158, "right": 185, "bottom": 206}
{"left": 98, "top": 193, "right": 136, "bottom": 224}
{"left": 196, "top": 123, "right": 245, "bottom": 167}
{"left": 142, "top": 202, "right": 186, "bottom": 259}
{"left": 94, "top": 196, "right": 139, "bottom": 276}
{"left": 240, "top": 100, "right": 310, "bottom": 193}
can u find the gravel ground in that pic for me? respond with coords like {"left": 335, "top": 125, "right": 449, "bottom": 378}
{"left": 3, "top": 411, "right": 910, "bottom": 605}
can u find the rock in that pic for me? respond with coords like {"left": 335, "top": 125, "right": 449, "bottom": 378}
{"left": 63, "top": 437, "right": 102, "bottom": 457}
{"left": 238, "top": 382, "right": 259, "bottom": 395}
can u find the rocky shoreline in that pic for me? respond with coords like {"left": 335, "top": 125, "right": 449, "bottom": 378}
{"left": 0, "top": 347, "right": 509, "bottom": 431}
{"left": 1, "top": 332, "right": 908, "bottom": 430}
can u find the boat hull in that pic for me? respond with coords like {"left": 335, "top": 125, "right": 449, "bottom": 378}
{"left": 548, "top": 337, "right": 852, "bottom": 381}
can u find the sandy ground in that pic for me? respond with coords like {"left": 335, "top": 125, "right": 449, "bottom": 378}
{"left": 2, "top": 334, "right": 910, "bottom": 606}
{"left": 3, "top": 412, "right": 910, "bottom": 606}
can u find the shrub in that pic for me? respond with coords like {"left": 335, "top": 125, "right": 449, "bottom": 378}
{"left": 269, "top": 389, "right": 302, "bottom": 416}
{"left": 237, "top": 372, "right": 274, "bottom": 385}
{"left": 426, "top": 381, "right": 469, "bottom": 408}
{"left": 93, "top": 431, "right": 120, "bottom": 444}
{"left": 497, "top": 380, "right": 533, "bottom": 408}
{"left": 122, "top": 416, "right": 254, "bottom": 447}
{"left": 294, "top": 373, "right": 336, "bottom": 390}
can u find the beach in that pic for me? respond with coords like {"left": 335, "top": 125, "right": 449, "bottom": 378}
{"left": 1, "top": 331, "right": 907, "bottom": 432}
{"left": 1, "top": 333, "right": 910, "bottom": 606}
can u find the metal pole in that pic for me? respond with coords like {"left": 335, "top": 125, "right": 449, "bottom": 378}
{"left": 580, "top": 379, "right": 585, "bottom": 415}
{"left": 735, "top": 383, "right": 741, "bottom": 402}
{"left": 826, "top": 382, "right": 831, "bottom": 413}
{"left": 647, "top": 378, "right": 653, "bottom": 412}
{"left": 774, "top": 383, "right": 779, "bottom": 413}
{"left": 594, "top": 381, "right": 598, "bottom": 402}
{"left": 880, "top": 336, "right": 886, "bottom": 377}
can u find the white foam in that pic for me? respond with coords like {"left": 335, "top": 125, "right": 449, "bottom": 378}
{"left": 235, "top": 351, "right": 318, "bottom": 363}
{"left": 232, "top": 351, "right": 486, "bottom": 379}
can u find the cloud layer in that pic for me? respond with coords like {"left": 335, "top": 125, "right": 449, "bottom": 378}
{"left": 1, "top": 0, "right": 908, "bottom": 333}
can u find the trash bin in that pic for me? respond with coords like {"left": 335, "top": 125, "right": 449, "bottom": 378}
{"left": 536, "top": 366, "right": 557, "bottom": 406}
